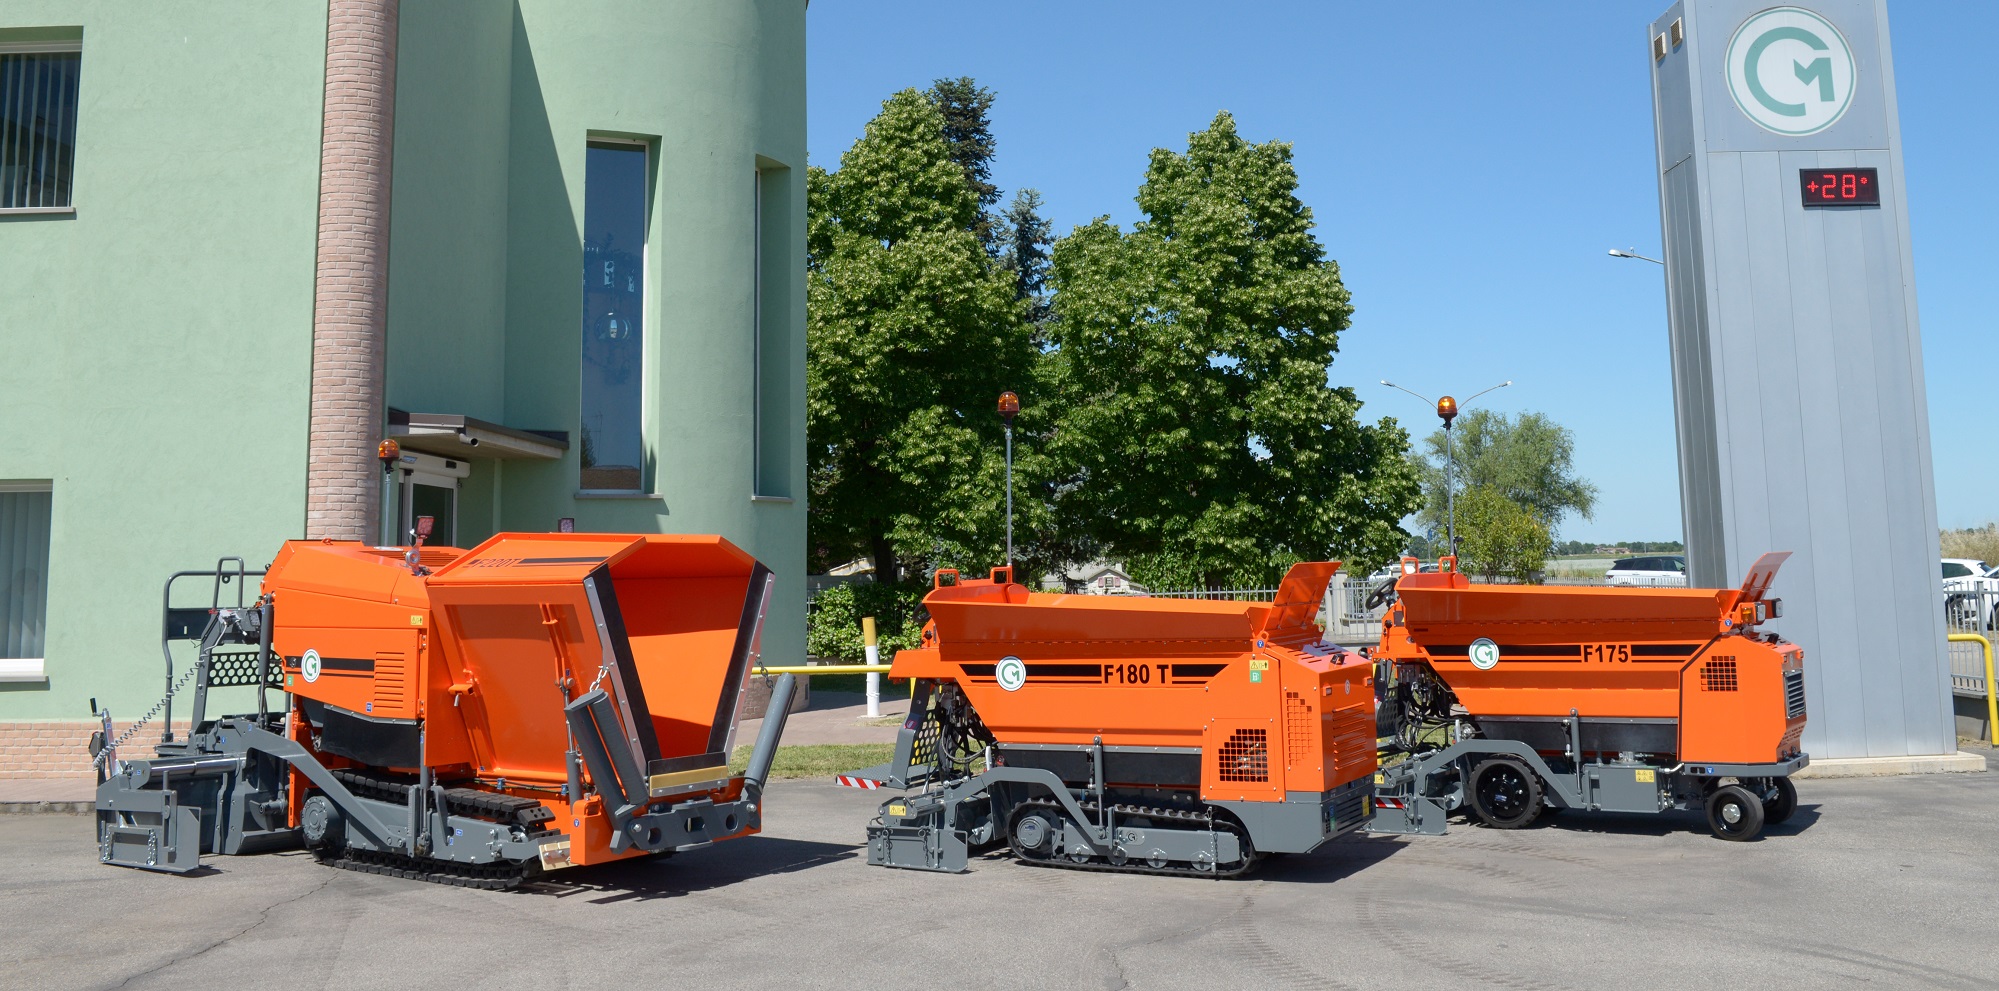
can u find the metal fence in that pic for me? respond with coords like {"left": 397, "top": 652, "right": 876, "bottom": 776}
{"left": 1944, "top": 587, "right": 1998, "bottom": 697}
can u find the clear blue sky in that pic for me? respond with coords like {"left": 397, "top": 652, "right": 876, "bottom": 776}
{"left": 806, "top": 2, "right": 1998, "bottom": 544}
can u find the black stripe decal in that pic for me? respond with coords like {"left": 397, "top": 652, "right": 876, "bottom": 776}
{"left": 285, "top": 655, "right": 374, "bottom": 672}
{"left": 517, "top": 556, "right": 608, "bottom": 566}
{"left": 1632, "top": 643, "right": 1702, "bottom": 657}
{"left": 1429, "top": 645, "right": 1582, "bottom": 658}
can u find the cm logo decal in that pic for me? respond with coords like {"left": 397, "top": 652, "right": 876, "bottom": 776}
{"left": 300, "top": 649, "right": 322, "bottom": 684}
{"left": 995, "top": 656, "right": 1028, "bottom": 692}
{"left": 1726, "top": 7, "right": 1855, "bottom": 136}
{"left": 1468, "top": 639, "right": 1501, "bottom": 671}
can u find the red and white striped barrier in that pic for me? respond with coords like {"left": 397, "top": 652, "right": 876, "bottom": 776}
{"left": 1375, "top": 796, "right": 1406, "bottom": 809}
{"left": 835, "top": 774, "right": 884, "bottom": 790}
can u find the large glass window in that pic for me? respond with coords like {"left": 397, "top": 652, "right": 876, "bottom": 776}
{"left": 754, "top": 165, "right": 793, "bottom": 499}
{"left": 580, "top": 141, "right": 649, "bottom": 491}
{"left": 0, "top": 484, "right": 53, "bottom": 661}
{"left": 0, "top": 46, "right": 82, "bottom": 211}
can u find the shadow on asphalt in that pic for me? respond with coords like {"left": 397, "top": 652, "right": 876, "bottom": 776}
{"left": 515, "top": 836, "right": 860, "bottom": 903}
{"left": 1253, "top": 833, "right": 1409, "bottom": 883}
{"left": 1477, "top": 802, "right": 1823, "bottom": 840}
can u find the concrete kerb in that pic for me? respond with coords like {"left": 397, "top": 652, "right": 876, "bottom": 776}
{"left": 1791, "top": 751, "right": 1988, "bottom": 778}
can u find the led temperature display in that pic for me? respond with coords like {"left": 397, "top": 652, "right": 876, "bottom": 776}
{"left": 1799, "top": 168, "right": 1879, "bottom": 207}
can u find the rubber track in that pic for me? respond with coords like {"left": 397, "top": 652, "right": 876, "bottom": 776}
{"left": 1007, "top": 798, "right": 1259, "bottom": 879}
{"left": 317, "top": 769, "right": 547, "bottom": 889}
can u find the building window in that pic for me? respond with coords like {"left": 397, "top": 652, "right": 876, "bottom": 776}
{"left": 753, "top": 164, "right": 793, "bottom": 499}
{"left": 0, "top": 43, "right": 82, "bottom": 211}
{"left": 0, "top": 483, "right": 52, "bottom": 669}
{"left": 580, "top": 140, "right": 649, "bottom": 491}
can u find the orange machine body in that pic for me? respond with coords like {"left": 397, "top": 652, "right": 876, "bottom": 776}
{"left": 890, "top": 564, "right": 1376, "bottom": 802}
{"left": 265, "top": 532, "right": 770, "bottom": 869}
{"left": 1373, "top": 559, "right": 1806, "bottom": 766}
{"left": 862, "top": 563, "right": 1374, "bottom": 874}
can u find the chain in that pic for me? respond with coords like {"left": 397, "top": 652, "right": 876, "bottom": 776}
{"left": 94, "top": 661, "right": 204, "bottom": 771}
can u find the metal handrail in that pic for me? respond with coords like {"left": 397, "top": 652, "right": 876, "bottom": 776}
{"left": 1947, "top": 632, "right": 1997, "bottom": 747}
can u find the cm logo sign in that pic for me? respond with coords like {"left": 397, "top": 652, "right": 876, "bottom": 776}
{"left": 1725, "top": 7, "right": 1855, "bottom": 136}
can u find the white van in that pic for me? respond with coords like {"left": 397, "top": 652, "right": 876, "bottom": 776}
{"left": 1605, "top": 555, "right": 1688, "bottom": 587}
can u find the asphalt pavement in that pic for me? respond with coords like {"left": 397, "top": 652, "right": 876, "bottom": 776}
{"left": 6, "top": 754, "right": 1997, "bottom": 991}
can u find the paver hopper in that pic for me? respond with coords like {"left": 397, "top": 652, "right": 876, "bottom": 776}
{"left": 1366, "top": 553, "right": 1808, "bottom": 840}
{"left": 852, "top": 563, "right": 1376, "bottom": 876}
{"left": 93, "top": 532, "right": 795, "bottom": 886}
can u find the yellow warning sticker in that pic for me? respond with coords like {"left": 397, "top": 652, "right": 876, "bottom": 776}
{"left": 1374, "top": 773, "right": 1385, "bottom": 785}
{"left": 887, "top": 804, "right": 907, "bottom": 817}
{"left": 1248, "top": 658, "right": 1270, "bottom": 672}
{"left": 1635, "top": 768, "right": 1656, "bottom": 783}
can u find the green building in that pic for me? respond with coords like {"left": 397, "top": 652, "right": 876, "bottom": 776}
{"left": 0, "top": 1, "right": 808, "bottom": 773}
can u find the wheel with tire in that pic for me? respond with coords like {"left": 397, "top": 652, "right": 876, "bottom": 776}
{"left": 1761, "top": 777, "right": 1798, "bottom": 826}
{"left": 1705, "top": 783, "right": 1765, "bottom": 840}
{"left": 1468, "top": 758, "right": 1543, "bottom": 829}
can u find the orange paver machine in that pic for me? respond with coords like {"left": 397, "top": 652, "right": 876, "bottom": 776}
{"left": 1365, "top": 552, "right": 1809, "bottom": 841}
{"left": 854, "top": 563, "right": 1378, "bottom": 876}
{"left": 93, "top": 532, "right": 796, "bottom": 886}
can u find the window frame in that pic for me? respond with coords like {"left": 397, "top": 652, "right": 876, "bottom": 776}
{"left": 0, "top": 479, "right": 53, "bottom": 682}
{"left": 576, "top": 136, "right": 655, "bottom": 495}
{"left": 751, "top": 161, "right": 794, "bottom": 502}
{"left": 0, "top": 38, "right": 83, "bottom": 216}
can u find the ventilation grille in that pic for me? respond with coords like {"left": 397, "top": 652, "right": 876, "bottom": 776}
{"left": 1778, "top": 725, "right": 1804, "bottom": 757}
{"left": 1283, "top": 691, "right": 1314, "bottom": 766}
{"left": 1701, "top": 658, "right": 1738, "bottom": 692}
{"left": 1217, "top": 729, "right": 1269, "bottom": 783}
{"left": 1784, "top": 669, "right": 1807, "bottom": 718}
{"left": 206, "top": 649, "right": 282, "bottom": 688}
{"left": 373, "top": 653, "right": 408, "bottom": 713}
{"left": 1327, "top": 702, "right": 1376, "bottom": 781}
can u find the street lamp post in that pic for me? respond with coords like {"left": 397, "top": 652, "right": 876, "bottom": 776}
{"left": 1607, "top": 247, "right": 1665, "bottom": 265}
{"left": 1381, "top": 379, "right": 1511, "bottom": 556}
{"left": 998, "top": 391, "right": 1020, "bottom": 575}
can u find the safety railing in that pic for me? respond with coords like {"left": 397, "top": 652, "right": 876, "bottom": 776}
{"left": 1947, "top": 632, "right": 1997, "bottom": 746}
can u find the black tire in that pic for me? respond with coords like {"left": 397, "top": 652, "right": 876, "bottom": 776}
{"left": 1706, "top": 783, "right": 1765, "bottom": 840}
{"left": 1762, "top": 777, "right": 1798, "bottom": 825}
{"left": 1468, "top": 758, "right": 1543, "bottom": 829}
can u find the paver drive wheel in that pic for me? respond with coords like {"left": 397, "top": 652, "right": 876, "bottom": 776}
{"left": 1706, "top": 783, "right": 1765, "bottom": 841}
{"left": 1761, "top": 777, "right": 1798, "bottom": 826}
{"left": 1469, "top": 758, "right": 1542, "bottom": 829}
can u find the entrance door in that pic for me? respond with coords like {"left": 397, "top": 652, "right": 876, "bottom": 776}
{"left": 388, "top": 451, "right": 469, "bottom": 547}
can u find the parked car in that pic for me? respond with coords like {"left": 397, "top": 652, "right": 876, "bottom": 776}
{"left": 1605, "top": 555, "right": 1688, "bottom": 587}
{"left": 1942, "top": 558, "right": 1999, "bottom": 629}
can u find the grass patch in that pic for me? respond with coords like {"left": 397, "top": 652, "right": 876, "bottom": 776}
{"left": 727, "top": 743, "right": 895, "bottom": 779}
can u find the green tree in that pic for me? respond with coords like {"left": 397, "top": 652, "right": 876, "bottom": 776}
{"left": 999, "top": 188, "right": 1053, "bottom": 326}
{"left": 805, "top": 581, "right": 927, "bottom": 664}
{"left": 1456, "top": 486, "right": 1550, "bottom": 582}
{"left": 807, "top": 90, "right": 1039, "bottom": 582}
{"left": 1418, "top": 409, "right": 1596, "bottom": 538}
{"left": 925, "top": 77, "right": 1001, "bottom": 253}
{"left": 1046, "top": 112, "right": 1421, "bottom": 587}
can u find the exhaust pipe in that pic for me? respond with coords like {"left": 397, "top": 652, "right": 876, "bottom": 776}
{"left": 743, "top": 673, "right": 797, "bottom": 795}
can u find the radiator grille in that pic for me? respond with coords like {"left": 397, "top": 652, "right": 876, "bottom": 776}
{"left": 1328, "top": 784, "right": 1368, "bottom": 830}
{"left": 1326, "top": 702, "right": 1375, "bottom": 782}
{"left": 373, "top": 653, "right": 407, "bottom": 713}
{"left": 1217, "top": 729, "right": 1269, "bottom": 783}
{"left": 1701, "top": 658, "right": 1738, "bottom": 692}
{"left": 1784, "top": 668, "right": 1807, "bottom": 718}
{"left": 1283, "top": 691, "right": 1315, "bottom": 767}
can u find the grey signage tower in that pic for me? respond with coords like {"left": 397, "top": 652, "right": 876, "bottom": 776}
{"left": 1648, "top": 1, "right": 1950, "bottom": 759}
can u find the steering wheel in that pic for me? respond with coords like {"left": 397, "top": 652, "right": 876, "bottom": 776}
{"left": 1364, "top": 575, "right": 1399, "bottom": 611}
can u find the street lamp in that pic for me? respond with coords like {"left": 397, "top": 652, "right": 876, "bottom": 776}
{"left": 1607, "top": 247, "right": 1665, "bottom": 265}
{"left": 1380, "top": 379, "right": 1512, "bottom": 556}
{"left": 998, "top": 391, "right": 1020, "bottom": 575}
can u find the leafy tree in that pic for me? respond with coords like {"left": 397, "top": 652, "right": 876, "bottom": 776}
{"left": 1046, "top": 112, "right": 1422, "bottom": 587}
{"left": 807, "top": 90, "right": 1039, "bottom": 583}
{"left": 999, "top": 188, "right": 1053, "bottom": 325}
{"left": 1456, "top": 486, "right": 1549, "bottom": 582}
{"left": 925, "top": 77, "right": 1001, "bottom": 253}
{"left": 1417, "top": 409, "right": 1596, "bottom": 538}
{"left": 806, "top": 581, "right": 927, "bottom": 663}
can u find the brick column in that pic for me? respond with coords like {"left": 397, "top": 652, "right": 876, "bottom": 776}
{"left": 306, "top": 0, "right": 400, "bottom": 540}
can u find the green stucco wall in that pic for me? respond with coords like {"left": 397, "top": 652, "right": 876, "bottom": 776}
{"left": 0, "top": 5, "right": 328, "bottom": 720}
{"left": 0, "top": 0, "right": 810, "bottom": 727}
